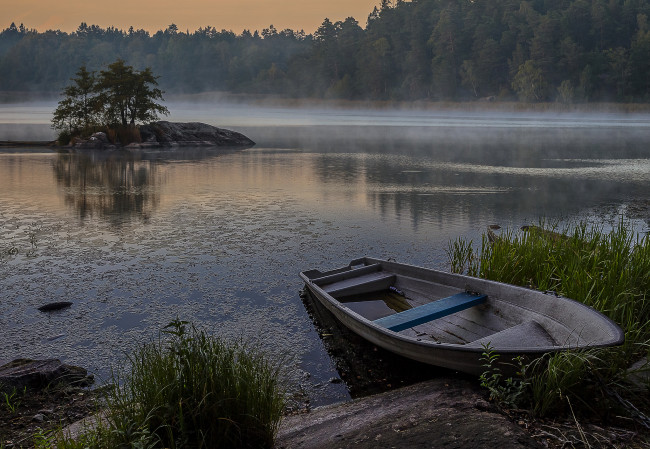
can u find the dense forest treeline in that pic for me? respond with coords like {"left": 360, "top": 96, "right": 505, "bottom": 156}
{"left": 2, "top": 0, "right": 650, "bottom": 102}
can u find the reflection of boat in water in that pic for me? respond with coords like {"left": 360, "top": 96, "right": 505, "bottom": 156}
{"left": 300, "top": 257, "right": 624, "bottom": 375}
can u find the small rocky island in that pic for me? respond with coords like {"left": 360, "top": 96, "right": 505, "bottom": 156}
{"left": 70, "top": 121, "right": 255, "bottom": 150}
{"left": 52, "top": 61, "right": 255, "bottom": 152}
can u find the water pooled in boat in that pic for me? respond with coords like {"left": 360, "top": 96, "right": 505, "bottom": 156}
{"left": 338, "top": 290, "right": 412, "bottom": 321}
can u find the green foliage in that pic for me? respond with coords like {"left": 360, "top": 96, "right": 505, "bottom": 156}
{"left": 512, "top": 60, "right": 547, "bottom": 102}
{"left": 2, "top": 386, "right": 25, "bottom": 414}
{"left": 478, "top": 344, "right": 529, "bottom": 409}
{"left": 478, "top": 220, "right": 650, "bottom": 327}
{"left": 96, "top": 59, "right": 168, "bottom": 127}
{"left": 557, "top": 80, "right": 575, "bottom": 104}
{"left": 33, "top": 428, "right": 58, "bottom": 449}
{"left": 446, "top": 237, "right": 478, "bottom": 276}
{"left": 527, "top": 350, "right": 605, "bottom": 416}
{"left": 5, "top": 0, "right": 650, "bottom": 101}
{"left": 51, "top": 59, "right": 169, "bottom": 140}
{"left": 56, "top": 129, "right": 72, "bottom": 145}
{"left": 51, "top": 65, "right": 100, "bottom": 134}
{"left": 460, "top": 60, "right": 479, "bottom": 97}
{"left": 59, "top": 320, "right": 286, "bottom": 449}
{"left": 450, "top": 220, "right": 650, "bottom": 417}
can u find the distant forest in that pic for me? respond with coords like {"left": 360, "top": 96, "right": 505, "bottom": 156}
{"left": 2, "top": 0, "right": 650, "bottom": 102}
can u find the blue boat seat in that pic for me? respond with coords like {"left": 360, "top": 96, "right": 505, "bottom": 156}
{"left": 373, "top": 292, "right": 487, "bottom": 332}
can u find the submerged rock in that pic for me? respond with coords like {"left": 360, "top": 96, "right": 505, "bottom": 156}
{"left": 37, "top": 301, "right": 73, "bottom": 312}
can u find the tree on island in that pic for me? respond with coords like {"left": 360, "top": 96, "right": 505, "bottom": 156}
{"left": 96, "top": 59, "right": 168, "bottom": 127}
{"left": 52, "top": 59, "right": 168, "bottom": 144}
{"left": 51, "top": 65, "right": 99, "bottom": 134}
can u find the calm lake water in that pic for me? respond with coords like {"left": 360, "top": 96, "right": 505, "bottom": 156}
{"left": 1, "top": 102, "right": 649, "bottom": 406}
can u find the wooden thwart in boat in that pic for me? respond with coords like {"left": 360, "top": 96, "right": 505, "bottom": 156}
{"left": 373, "top": 292, "right": 487, "bottom": 332}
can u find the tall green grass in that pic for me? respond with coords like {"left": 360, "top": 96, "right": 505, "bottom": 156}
{"left": 60, "top": 320, "right": 286, "bottom": 448}
{"left": 448, "top": 220, "right": 650, "bottom": 417}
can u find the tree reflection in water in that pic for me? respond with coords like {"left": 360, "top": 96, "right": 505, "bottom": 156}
{"left": 52, "top": 151, "right": 159, "bottom": 225}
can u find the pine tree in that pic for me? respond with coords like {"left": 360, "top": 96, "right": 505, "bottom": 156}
{"left": 51, "top": 65, "right": 99, "bottom": 134}
{"left": 127, "top": 67, "right": 169, "bottom": 125}
{"left": 52, "top": 60, "right": 168, "bottom": 141}
{"left": 96, "top": 59, "right": 168, "bottom": 127}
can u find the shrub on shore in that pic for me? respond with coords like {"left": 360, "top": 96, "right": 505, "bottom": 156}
{"left": 59, "top": 320, "right": 286, "bottom": 449}
{"left": 448, "top": 220, "right": 650, "bottom": 418}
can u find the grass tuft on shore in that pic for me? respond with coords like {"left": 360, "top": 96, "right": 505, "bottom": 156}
{"left": 58, "top": 320, "right": 285, "bottom": 449}
{"left": 448, "top": 219, "right": 650, "bottom": 418}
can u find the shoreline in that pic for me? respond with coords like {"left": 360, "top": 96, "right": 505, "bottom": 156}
{"left": 56, "top": 376, "right": 647, "bottom": 449}
{"left": 0, "top": 140, "right": 55, "bottom": 147}
{"left": 212, "top": 95, "right": 650, "bottom": 114}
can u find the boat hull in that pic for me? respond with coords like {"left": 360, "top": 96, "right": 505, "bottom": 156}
{"left": 301, "top": 257, "right": 624, "bottom": 375}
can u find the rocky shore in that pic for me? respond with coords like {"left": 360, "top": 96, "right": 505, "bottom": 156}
{"left": 0, "top": 359, "right": 96, "bottom": 449}
{"left": 70, "top": 121, "right": 255, "bottom": 150}
{"left": 2, "top": 358, "right": 646, "bottom": 448}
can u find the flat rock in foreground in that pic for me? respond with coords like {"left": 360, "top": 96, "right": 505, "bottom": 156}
{"left": 276, "top": 378, "right": 541, "bottom": 449}
{"left": 0, "top": 359, "right": 93, "bottom": 391}
{"left": 138, "top": 121, "right": 255, "bottom": 147}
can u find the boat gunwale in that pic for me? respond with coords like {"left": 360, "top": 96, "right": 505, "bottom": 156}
{"left": 300, "top": 257, "right": 625, "bottom": 354}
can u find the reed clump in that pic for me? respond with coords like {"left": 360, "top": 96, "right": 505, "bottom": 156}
{"left": 59, "top": 320, "right": 286, "bottom": 449}
{"left": 448, "top": 220, "right": 650, "bottom": 418}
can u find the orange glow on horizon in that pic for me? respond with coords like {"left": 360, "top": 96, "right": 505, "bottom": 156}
{"left": 4, "top": 0, "right": 380, "bottom": 34}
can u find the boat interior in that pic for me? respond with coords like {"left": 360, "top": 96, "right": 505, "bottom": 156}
{"left": 304, "top": 262, "right": 563, "bottom": 349}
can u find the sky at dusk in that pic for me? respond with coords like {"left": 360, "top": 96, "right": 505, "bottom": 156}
{"left": 3, "top": 0, "right": 380, "bottom": 34}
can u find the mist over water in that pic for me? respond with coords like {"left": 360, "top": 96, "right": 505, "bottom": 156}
{"left": 3, "top": 99, "right": 650, "bottom": 137}
{"left": 0, "top": 102, "right": 649, "bottom": 406}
